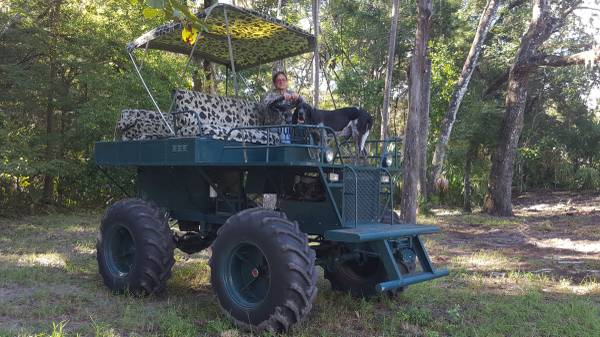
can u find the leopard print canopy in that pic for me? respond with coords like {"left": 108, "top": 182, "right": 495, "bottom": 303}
{"left": 127, "top": 3, "right": 315, "bottom": 70}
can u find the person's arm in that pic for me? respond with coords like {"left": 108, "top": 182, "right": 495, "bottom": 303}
{"left": 262, "top": 90, "right": 282, "bottom": 107}
{"left": 285, "top": 90, "right": 301, "bottom": 102}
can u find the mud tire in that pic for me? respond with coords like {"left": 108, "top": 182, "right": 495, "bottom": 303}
{"left": 97, "top": 198, "right": 175, "bottom": 295}
{"left": 209, "top": 208, "right": 318, "bottom": 332}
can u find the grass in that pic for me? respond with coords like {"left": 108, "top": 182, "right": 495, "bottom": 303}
{"left": 1, "top": 210, "right": 599, "bottom": 336}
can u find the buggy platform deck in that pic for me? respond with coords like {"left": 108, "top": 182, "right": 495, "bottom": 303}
{"left": 95, "top": 137, "right": 333, "bottom": 167}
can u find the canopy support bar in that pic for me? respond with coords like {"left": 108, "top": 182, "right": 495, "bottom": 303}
{"left": 128, "top": 51, "right": 175, "bottom": 135}
{"left": 223, "top": 7, "right": 239, "bottom": 96}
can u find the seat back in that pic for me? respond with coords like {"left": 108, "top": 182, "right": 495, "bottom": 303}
{"left": 172, "top": 89, "right": 278, "bottom": 144}
{"left": 117, "top": 109, "right": 173, "bottom": 141}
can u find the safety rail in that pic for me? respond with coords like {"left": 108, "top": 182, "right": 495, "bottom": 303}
{"left": 221, "top": 124, "right": 346, "bottom": 165}
{"left": 337, "top": 137, "right": 402, "bottom": 168}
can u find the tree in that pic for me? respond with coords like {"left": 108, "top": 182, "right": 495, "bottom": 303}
{"left": 485, "top": 0, "right": 600, "bottom": 215}
{"left": 401, "top": 0, "right": 432, "bottom": 223}
{"left": 381, "top": 0, "right": 400, "bottom": 141}
{"left": 417, "top": 58, "right": 431, "bottom": 200}
{"left": 429, "top": 0, "right": 502, "bottom": 191}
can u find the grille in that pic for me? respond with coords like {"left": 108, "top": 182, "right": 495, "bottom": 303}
{"left": 343, "top": 167, "right": 390, "bottom": 225}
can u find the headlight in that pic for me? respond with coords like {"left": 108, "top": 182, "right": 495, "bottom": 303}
{"left": 381, "top": 175, "right": 390, "bottom": 184}
{"left": 328, "top": 172, "right": 339, "bottom": 182}
{"left": 325, "top": 148, "right": 335, "bottom": 163}
{"left": 382, "top": 155, "right": 393, "bottom": 167}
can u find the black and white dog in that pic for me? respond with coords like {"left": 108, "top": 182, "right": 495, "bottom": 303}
{"left": 292, "top": 101, "right": 373, "bottom": 156}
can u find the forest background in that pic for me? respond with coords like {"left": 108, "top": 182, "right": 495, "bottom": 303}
{"left": 1, "top": 0, "right": 599, "bottom": 216}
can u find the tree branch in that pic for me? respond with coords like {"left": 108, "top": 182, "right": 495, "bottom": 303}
{"left": 530, "top": 48, "right": 600, "bottom": 67}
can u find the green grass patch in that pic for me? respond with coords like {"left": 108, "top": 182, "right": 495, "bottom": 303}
{"left": 1, "top": 211, "right": 599, "bottom": 336}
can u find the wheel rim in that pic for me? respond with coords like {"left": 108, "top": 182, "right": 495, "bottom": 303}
{"left": 105, "top": 224, "right": 136, "bottom": 277}
{"left": 224, "top": 242, "right": 271, "bottom": 309}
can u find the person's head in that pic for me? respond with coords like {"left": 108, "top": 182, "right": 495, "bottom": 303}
{"left": 272, "top": 71, "right": 288, "bottom": 91}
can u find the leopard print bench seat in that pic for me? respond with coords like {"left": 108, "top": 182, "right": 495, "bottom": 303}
{"left": 172, "top": 89, "right": 280, "bottom": 144}
{"left": 117, "top": 109, "right": 173, "bottom": 141}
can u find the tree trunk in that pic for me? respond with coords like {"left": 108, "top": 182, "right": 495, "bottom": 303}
{"left": 312, "top": 0, "right": 319, "bottom": 109}
{"left": 381, "top": 0, "right": 400, "bottom": 142}
{"left": 401, "top": 0, "right": 431, "bottom": 224}
{"left": 484, "top": 0, "right": 552, "bottom": 216}
{"left": 418, "top": 59, "right": 431, "bottom": 200}
{"left": 203, "top": 0, "right": 215, "bottom": 95}
{"left": 272, "top": 0, "right": 287, "bottom": 72}
{"left": 430, "top": 0, "right": 501, "bottom": 188}
{"left": 463, "top": 146, "right": 475, "bottom": 213}
{"left": 42, "top": 0, "right": 62, "bottom": 205}
{"left": 485, "top": 68, "right": 529, "bottom": 215}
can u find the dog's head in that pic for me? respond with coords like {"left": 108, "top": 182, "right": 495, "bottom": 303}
{"left": 293, "top": 101, "right": 313, "bottom": 124}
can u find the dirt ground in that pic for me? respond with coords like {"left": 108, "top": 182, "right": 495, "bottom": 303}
{"left": 435, "top": 191, "right": 600, "bottom": 284}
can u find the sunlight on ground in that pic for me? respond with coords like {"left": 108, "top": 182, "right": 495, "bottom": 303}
{"left": 65, "top": 223, "right": 96, "bottom": 234}
{"left": 430, "top": 208, "right": 463, "bottom": 216}
{"left": 520, "top": 202, "right": 599, "bottom": 215}
{"left": 528, "top": 238, "right": 600, "bottom": 254}
{"left": 73, "top": 241, "right": 95, "bottom": 255}
{"left": 0, "top": 252, "right": 66, "bottom": 268}
{"left": 553, "top": 278, "right": 600, "bottom": 295}
{"left": 452, "top": 251, "right": 519, "bottom": 271}
{"left": 465, "top": 271, "right": 552, "bottom": 294}
{"left": 466, "top": 271, "right": 600, "bottom": 296}
{"left": 219, "top": 330, "right": 240, "bottom": 337}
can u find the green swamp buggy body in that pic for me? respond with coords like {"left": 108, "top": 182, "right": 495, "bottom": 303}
{"left": 94, "top": 3, "right": 448, "bottom": 332}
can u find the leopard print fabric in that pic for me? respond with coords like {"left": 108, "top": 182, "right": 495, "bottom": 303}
{"left": 172, "top": 89, "right": 279, "bottom": 144}
{"left": 117, "top": 109, "right": 173, "bottom": 141}
{"left": 127, "top": 4, "right": 314, "bottom": 70}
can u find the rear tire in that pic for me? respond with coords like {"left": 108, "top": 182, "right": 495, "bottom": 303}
{"left": 96, "top": 198, "right": 175, "bottom": 295}
{"left": 209, "top": 208, "right": 317, "bottom": 332}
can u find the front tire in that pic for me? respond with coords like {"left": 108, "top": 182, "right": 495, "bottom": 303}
{"left": 96, "top": 198, "right": 175, "bottom": 295}
{"left": 209, "top": 208, "right": 317, "bottom": 332}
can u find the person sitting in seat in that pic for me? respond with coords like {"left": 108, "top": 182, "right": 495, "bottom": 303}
{"left": 261, "top": 71, "right": 302, "bottom": 144}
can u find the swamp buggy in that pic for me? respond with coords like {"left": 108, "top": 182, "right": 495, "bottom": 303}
{"left": 94, "top": 3, "right": 447, "bottom": 332}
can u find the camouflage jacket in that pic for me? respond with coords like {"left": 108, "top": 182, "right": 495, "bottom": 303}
{"left": 258, "top": 89, "right": 301, "bottom": 125}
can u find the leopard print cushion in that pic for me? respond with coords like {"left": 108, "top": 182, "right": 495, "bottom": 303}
{"left": 117, "top": 109, "right": 173, "bottom": 141}
{"left": 172, "top": 89, "right": 279, "bottom": 144}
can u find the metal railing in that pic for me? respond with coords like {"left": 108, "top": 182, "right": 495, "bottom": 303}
{"left": 219, "top": 124, "right": 346, "bottom": 164}
{"left": 336, "top": 137, "right": 403, "bottom": 168}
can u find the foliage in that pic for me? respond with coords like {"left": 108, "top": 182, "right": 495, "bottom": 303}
{"left": 0, "top": 0, "right": 598, "bottom": 213}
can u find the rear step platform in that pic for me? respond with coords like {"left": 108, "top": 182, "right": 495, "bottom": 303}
{"left": 324, "top": 223, "right": 448, "bottom": 292}
{"left": 324, "top": 223, "right": 440, "bottom": 242}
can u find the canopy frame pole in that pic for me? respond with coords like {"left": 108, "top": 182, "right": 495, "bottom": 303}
{"left": 223, "top": 7, "right": 239, "bottom": 96}
{"left": 165, "top": 28, "right": 203, "bottom": 115}
{"left": 128, "top": 51, "right": 175, "bottom": 135}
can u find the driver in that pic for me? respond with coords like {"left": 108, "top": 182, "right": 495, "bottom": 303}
{"left": 261, "top": 71, "right": 302, "bottom": 143}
